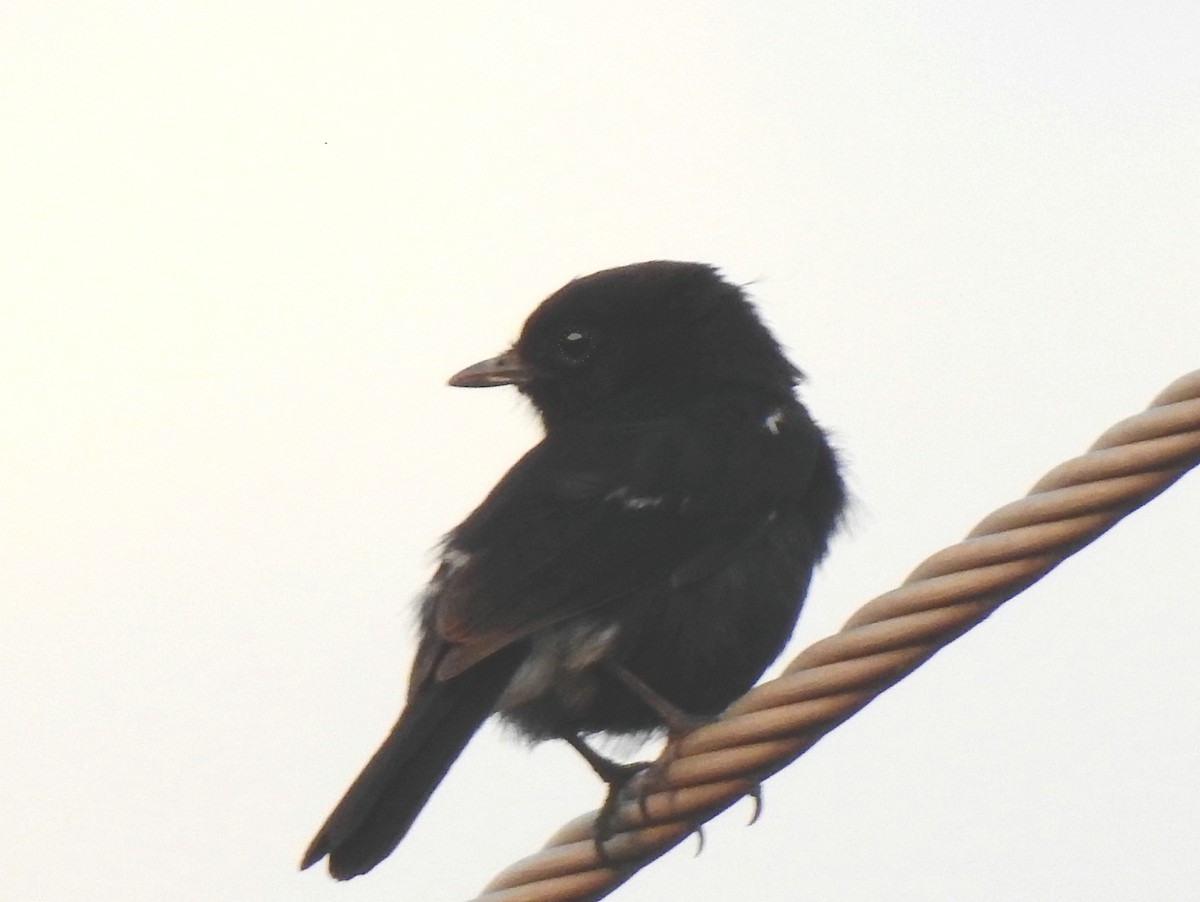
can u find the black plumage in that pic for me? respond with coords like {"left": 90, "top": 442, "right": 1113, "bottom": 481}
{"left": 302, "top": 261, "right": 845, "bottom": 879}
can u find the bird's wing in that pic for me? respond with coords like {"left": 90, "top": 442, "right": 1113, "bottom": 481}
{"left": 420, "top": 401, "right": 826, "bottom": 682}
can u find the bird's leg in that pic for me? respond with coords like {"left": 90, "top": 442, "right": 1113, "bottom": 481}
{"left": 562, "top": 732, "right": 651, "bottom": 865}
{"left": 603, "top": 662, "right": 713, "bottom": 739}
{"left": 604, "top": 661, "right": 765, "bottom": 832}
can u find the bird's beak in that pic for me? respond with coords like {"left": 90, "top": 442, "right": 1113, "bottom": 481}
{"left": 448, "top": 349, "right": 531, "bottom": 388}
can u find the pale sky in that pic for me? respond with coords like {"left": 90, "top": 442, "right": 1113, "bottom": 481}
{"left": 2, "top": 3, "right": 1198, "bottom": 901}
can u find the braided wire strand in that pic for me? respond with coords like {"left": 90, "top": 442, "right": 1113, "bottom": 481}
{"left": 475, "top": 369, "right": 1200, "bottom": 902}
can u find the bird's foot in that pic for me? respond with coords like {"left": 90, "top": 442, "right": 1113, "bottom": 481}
{"left": 568, "top": 664, "right": 768, "bottom": 863}
{"left": 586, "top": 734, "right": 715, "bottom": 863}
{"left": 624, "top": 748, "right": 764, "bottom": 858}
{"left": 591, "top": 758, "right": 655, "bottom": 865}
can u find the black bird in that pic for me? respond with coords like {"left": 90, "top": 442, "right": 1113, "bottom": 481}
{"left": 301, "top": 261, "right": 845, "bottom": 879}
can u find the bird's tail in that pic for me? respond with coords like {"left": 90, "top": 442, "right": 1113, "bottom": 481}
{"left": 301, "top": 645, "right": 525, "bottom": 879}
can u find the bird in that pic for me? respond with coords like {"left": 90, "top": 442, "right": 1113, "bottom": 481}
{"left": 301, "top": 260, "right": 846, "bottom": 879}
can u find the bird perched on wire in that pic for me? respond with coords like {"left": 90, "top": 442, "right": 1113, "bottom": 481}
{"left": 301, "top": 260, "right": 846, "bottom": 879}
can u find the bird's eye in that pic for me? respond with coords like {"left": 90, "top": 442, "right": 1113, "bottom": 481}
{"left": 557, "top": 329, "right": 594, "bottom": 365}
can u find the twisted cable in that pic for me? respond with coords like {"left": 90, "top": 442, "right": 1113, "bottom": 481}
{"left": 474, "top": 369, "right": 1200, "bottom": 902}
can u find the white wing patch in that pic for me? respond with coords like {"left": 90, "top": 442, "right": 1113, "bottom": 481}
{"left": 764, "top": 407, "right": 785, "bottom": 435}
{"left": 604, "top": 486, "right": 666, "bottom": 510}
{"left": 440, "top": 547, "right": 471, "bottom": 573}
{"left": 426, "top": 547, "right": 471, "bottom": 593}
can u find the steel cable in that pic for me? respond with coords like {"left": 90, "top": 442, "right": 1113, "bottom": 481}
{"left": 474, "top": 369, "right": 1200, "bottom": 902}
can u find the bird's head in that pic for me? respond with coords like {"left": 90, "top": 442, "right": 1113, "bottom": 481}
{"left": 449, "top": 261, "right": 802, "bottom": 427}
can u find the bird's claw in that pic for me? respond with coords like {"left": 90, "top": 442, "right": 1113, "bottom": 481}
{"left": 591, "top": 759, "right": 764, "bottom": 865}
{"left": 591, "top": 760, "right": 652, "bottom": 866}
{"left": 746, "top": 781, "right": 763, "bottom": 824}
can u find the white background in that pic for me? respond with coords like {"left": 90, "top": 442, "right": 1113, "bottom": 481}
{"left": 3, "top": 3, "right": 1198, "bottom": 901}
